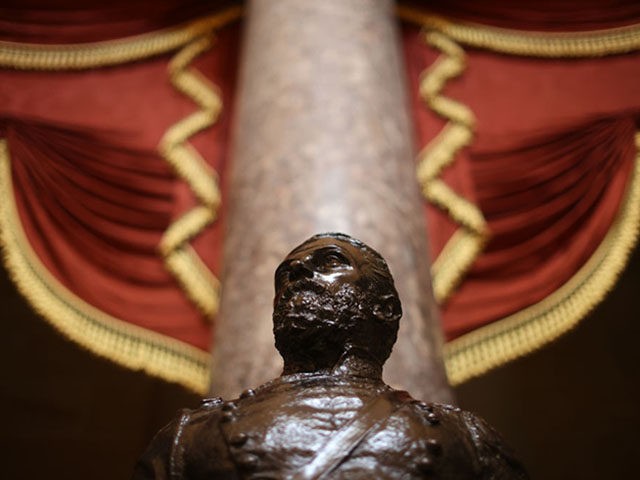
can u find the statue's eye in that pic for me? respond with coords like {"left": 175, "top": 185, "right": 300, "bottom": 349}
{"left": 321, "top": 251, "right": 348, "bottom": 269}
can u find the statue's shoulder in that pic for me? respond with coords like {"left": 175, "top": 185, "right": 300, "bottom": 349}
{"left": 162, "top": 397, "right": 229, "bottom": 442}
{"left": 131, "top": 398, "right": 232, "bottom": 480}
{"left": 405, "top": 402, "right": 529, "bottom": 480}
{"left": 455, "top": 406, "right": 529, "bottom": 479}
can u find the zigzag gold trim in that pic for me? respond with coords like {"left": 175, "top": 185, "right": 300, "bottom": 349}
{"left": 416, "top": 31, "right": 488, "bottom": 303}
{"left": 160, "top": 206, "right": 216, "bottom": 255}
{"left": 0, "top": 139, "right": 211, "bottom": 394}
{"left": 397, "top": 5, "right": 640, "bottom": 57}
{"left": 0, "top": 6, "right": 243, "bottom": 70}
{"left": 444, "top": 133, "right": 640, "bottom": 385}
{"left": 158, "top": 34, "right": 222, "bottom": 318}
{"left": 431, "top": 229, "right": 485, "bottom": 301}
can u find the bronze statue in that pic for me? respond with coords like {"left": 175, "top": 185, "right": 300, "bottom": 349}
{"left": 133, "top": 233, "right": 528, "bottom": 479}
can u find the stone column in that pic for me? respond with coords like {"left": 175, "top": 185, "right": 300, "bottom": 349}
{"left": 211, "top": 0, "right": 452, "bottom": 402}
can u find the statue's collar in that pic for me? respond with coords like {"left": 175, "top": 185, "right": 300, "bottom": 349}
{"left": 249, "top": 370, "right": 388, "bottom": 398}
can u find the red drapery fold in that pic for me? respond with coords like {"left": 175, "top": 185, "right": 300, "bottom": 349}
{"left": 5, "top": 121, "right": 212, "bottom": 345}
{"left": 0, "top": 0, "right": 239, "bottom": 43}
{"left": 0, "top": 18, "right": 240, "bottom": 374}
{"left": 446, "top": 117, "right": 637, "bottom": 338}
{"left": 402, "top": 16, "right": 640, "bottom": 347}
{"left": 406, "top": 0, "right": 640, "bottom": 31}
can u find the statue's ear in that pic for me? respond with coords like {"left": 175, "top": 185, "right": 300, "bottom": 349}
{"left": 373, "top": 294, "right": 401, "bottom": 322}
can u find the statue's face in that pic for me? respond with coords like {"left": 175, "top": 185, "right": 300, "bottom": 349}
{"left": 274, "top": 237, "right": 365, "bottom": 308}
{"left": 273, "top": 238, "right": 371, "bottom": 368}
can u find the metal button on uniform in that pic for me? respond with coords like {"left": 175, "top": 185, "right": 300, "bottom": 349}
{"left": 229, "top": 432, "right": 248, "bottom": 447}
{"left": 426, "top": 438, "right": 442, "bottom": 455}
{"left": 427, "top": 413, "right": 439, "bottom": 425}
{"left": 418, "top": 457, "right": 434, "bottom": 473}
{"left": 222, "top": 402, "right": 237, "bottom": 411}
{"left": 221, "top": 411, "right": 236, "bottom": 423}
{"left": 240, "top": 389, "right": 256, "bottom": 399}
{"left": 238, "top": 453, "right": 259, "bottom": 469}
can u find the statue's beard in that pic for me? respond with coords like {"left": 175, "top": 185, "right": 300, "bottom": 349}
{"left": 273, "top": 279, "right": 368, "bottom": 370}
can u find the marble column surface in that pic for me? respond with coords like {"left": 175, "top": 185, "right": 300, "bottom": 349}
{"left": 211, "top": 0, "right": 452, "bottom": 403}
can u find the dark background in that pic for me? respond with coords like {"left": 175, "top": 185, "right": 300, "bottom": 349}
{"left": 1, "top": 248, "right": 639, "bottom": 479}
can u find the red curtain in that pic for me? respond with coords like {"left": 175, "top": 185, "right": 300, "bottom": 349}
{"left": 2, "top": 1, "right": 640, "bottom": 382}
{"left": 0, "top": 0, "right": 237, "bottom": 43}
{"left": 405, "top": 0, "right": 640, "bottom": 30}
{"left": 402, "top": 8, "right": 640, "bottom": 340}
{"left": 0, "top": 5, "right": 240, "bottom": 352}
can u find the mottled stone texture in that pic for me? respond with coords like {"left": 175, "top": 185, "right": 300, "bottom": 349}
{"left": 211, "top": 0, "right": 451, "bottom": 402}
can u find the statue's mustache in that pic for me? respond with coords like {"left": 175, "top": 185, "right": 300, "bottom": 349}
{"left": 276, "top": 279, "right": 328, "bottom": 306}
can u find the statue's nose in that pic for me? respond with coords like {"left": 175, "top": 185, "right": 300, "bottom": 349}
{"left": 289, "top": 259, "right": 313, "bottom": 282}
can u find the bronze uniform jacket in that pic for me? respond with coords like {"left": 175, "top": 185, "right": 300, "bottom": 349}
{"left": 133, "top": 374, "right": 528, "bottom": 479}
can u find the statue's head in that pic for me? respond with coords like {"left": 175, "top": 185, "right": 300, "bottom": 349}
{"left": 273, "top": 232, "right": 402, "bottom": 374}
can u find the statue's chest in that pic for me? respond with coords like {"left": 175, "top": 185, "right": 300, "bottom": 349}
{"left": 220, "top": 389, "right": 373, "bottom": 476}
{"left": 217, "top": 387, "right": 428, "bottom": 479}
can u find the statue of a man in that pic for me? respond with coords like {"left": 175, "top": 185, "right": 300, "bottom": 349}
{"left": 133, "top": 233, "right": 528, "bottom": 479}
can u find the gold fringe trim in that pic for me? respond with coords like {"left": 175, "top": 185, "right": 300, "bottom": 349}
{"left": 158, "top": 34, "right": 223, "bottom": 318}
{"left": 0, "top": 6, "right": 243, "bottom": 70}
{"left": 0, "top": 139, "right": 211, "bottom": 394}
{"left": 444, "top": 133, "right": 640, "bottom": 385}
{"left": 397, "top": 5, "right": 640, "bottom": 57}
{"left": 416, "top": 31, "right": 488, "bottom": 303}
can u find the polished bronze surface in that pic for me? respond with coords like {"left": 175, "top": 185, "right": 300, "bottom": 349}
{"left": 213, "top": 0, "right": 449, "bottom": 402}
{"left": 135, "top": 234, "right": 527, "bottom": 479}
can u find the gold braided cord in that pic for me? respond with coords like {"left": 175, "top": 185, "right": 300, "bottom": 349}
{"left": 425, "top": 179, "right": 487, "bottom": 234}
{"left": 158, "top": 34, "right": 222, "bottom": 318}
{"left": 0, "top": 6, "right": 243, "bottom": 70}
{"left": 165, "top": 245, "right": 220, "bottom": 315}
{"left": 444, "top": 133, "right": 640, "bottom": 385}
{"left": 0, "top": 139, "right": 211, "bottom": 394}
{"left": 416, "top": 31, "right": 488, "bottom": 303}
{"left": 397, "top": 5, "right": 640, "bottom": 57}
{"left": 431, "top": 228, "right": 485, "bottom": 303}
{"left": 160, "top": 206, "right": 216, "bottom": 256}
